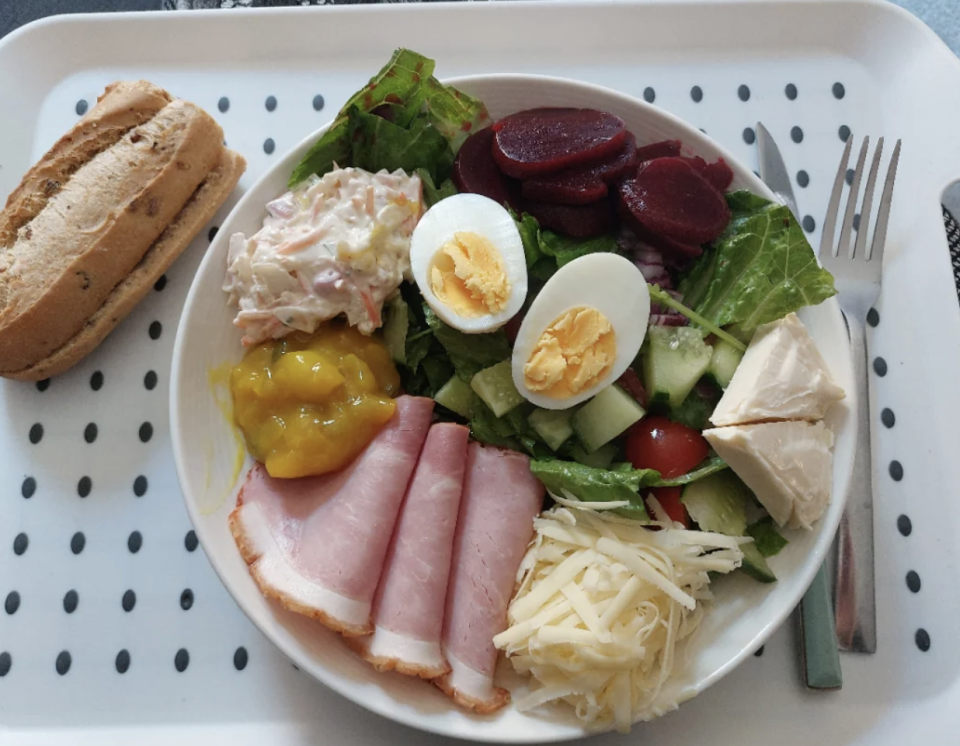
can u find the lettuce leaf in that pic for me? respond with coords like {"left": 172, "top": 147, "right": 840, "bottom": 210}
{"left": 679, "top": 191, "right": 836, "bottom": 330}
{"left": 349, "top": 109, "right": 451, "bottom": 184}
{"left": 423, "top": 306, "right": 511, "bottom": 381}
{"left": 421, "top": 76, "right": 490, "bottom": 152}
{"left": 515, "top": 212, "right": 544, "bottom": 269}
{"left": 417, "top": 168, "right": 458, "bottom": 207}
{"left": 539, "top": 230, "right": 619, "bottom": 267}
{"left": 530, "top": 459, "right": 659, "bottom": 518}
{"left": 651, "top": 455, "right": 728, "bottom": 487}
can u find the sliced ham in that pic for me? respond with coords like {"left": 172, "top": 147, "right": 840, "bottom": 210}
{"left": 435, "top": 443, "right": 545, "bottom": 713}
{"left": 228, "top": 395, "right": 434, "bottom": 637}
{"left": 355, "top": 423, "right": 470, "bottom": 679}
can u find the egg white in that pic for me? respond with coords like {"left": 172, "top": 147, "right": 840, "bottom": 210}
{"left": 409, "top": 193, "right": 527, "bottom": 333}
{"left": 511, "top": 253, "right": 651, "bottom": 410}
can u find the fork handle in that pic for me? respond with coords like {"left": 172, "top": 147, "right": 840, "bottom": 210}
{"left": 833, "top": 313, "right": 877, "bottom": 653}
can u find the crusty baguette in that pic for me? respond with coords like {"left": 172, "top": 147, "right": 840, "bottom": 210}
{"left": 0, "top": 88, "right": 238, "bottom": 376}
{"left": 0, "top": 81, "right": 172, "bottom": 249}
{"left": 7, "top": 149, "right": 247, "bottom": 381}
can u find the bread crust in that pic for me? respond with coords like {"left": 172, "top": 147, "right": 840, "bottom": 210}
{"left": 0, "top": 81, "right": 246, "bottom": 379}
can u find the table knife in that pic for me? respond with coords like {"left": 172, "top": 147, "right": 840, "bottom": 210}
{"left": 756, "top": 121, "right": 843, "bottom": 691}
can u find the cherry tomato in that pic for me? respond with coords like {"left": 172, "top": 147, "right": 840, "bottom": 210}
{"left": 625, "top": 416, "right": 709, "bottom": 478}
{"left": 646, "top": 486, "right": 689, "bottom": 528}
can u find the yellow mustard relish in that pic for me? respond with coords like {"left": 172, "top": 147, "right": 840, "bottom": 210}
{"left": 230, "top": 322, "right": 400, "bottom": 478}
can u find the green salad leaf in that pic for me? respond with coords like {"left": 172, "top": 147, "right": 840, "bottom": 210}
{"left": 651, "top": 455, "right": 728, "bottom": 487}
{"left": 515, "top": 212, "right": 544, "bottom": 269}
{"left": 417, "top": 168, "right": 458, "bottom": 207}
{"left": 746, "top": 516, "right": 789, "bottom": 557}
{"left": 424, "top": 306, "right": 512, "bottom": 382}
{"left": 539, "top": 230, "right": 619, "bottom": 267}
{"left": 289, "top": 49, "right": 487, "bottom": 187}
{"left": 678, "top": 190, "right": 836, "bottom": 331}
{"left": 666, "top": 384, "right": 720, "bottom": 430}
{"left": 530, "top": 459, "right": 660, "bottom": 518}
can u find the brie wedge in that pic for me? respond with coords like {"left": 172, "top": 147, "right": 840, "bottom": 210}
{"left": 710, "top": 313, "right": 845, "bottom": 427}
{"left": 703, "top": 420, "right": 834, "bottom": 530}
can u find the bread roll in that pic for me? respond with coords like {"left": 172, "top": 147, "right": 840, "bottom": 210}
{"left": 0, "top": 80, "right": 246, "bottom": 380}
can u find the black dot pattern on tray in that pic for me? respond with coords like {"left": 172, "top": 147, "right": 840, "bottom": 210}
{"left": 853, "top": 213, "right": 861, "bottom": 232}
{"left": 139, "top": 423, "right": 154, "bottom": 443}
{"left": 149, "top": 321, "right": 162, "bottom": 340}
{"left": 690, "top": 86, "right": 703, "bottom": 103}
{"left": 265, "top": 95, "right": 277, "bottom": 112}
{"left": 846, "top": 168, "right": 855, "bottom": 186}
{"left": 56, "top": 651, "right": 71, "bottom": 676}
{"left": 175, "top": 649, "right": 190, "bottom": 672}
{"left": 128, "top": 531, "right": 142, "bottom": 554}
{"left": 116, "top": 650, "right": 131, "bottom": 674}
{"left": 208, "top": 226, "right": 219, "bottom": 242}
{"left": 133, "top": 475, "right": 148, "bottom": 497}
{"left": 218, "top": 96, "right": 229, "bottom": 113}
{"left": 5, "top": 591, "right": 20, "bottom": 615}
{"left": 796, "top": 170, "right": 809, "bottom": 188}
{"left": 791, "top": 126, "right": 804, "bottom": 143}
{"left": 76, "top": 99, "right": 88, "bottom": 116}
{"left": 802, "top": 216, "right": 816, "bottom": 233}
{"left": 154, "top": 275, "right": 167, "bottom": 292}
{"left": 916, "top": 629, "right": 931, "bottom": 652}
{"left": 313, "top": 94, "right": 325, "bottom": 111}
{"left": 77, "top": 476, "right": 92, "bottom": 499}
{"left": 185, "top": 530, "right": 199, "bottom": 552}
{"left": 264, "top": 138, "right": 276, "bottom": 155}
{"left": 881, "top": 408, "right": 895, "bottom": 428}
{"left": 898, "top": 514, "right": 913, "bottom": 536}
{"left": 71, "top": 532, "right": 85, "bottom": 555}
{"left": 13, "top": 533, "right": 28, "bottom": 556}
{"left": 0, "top": 652, "right": 10, "bottom": 677}
{"left": 122, "top": 590, "right": 136, "bottom": 612}
{"left": 785, "top": 83, "right": 798, "bottom": 100}
{"left": 737, "top": 84, "right": 750, "bottom": 102}
{"left": 181, "top": 589, "right": 194, "bottom": 611}
{"left": 839, "top": 125, "right": 851, "bottom": 142}
{"left": 754, "top": 646, "right": 764, "bottom": 657}
{"left": 889, "top": 460, "right": 904, "bottom": 481}
{"left": 867, "top": 308, "right": 880, "bottom": 326}
{"left": 84, "top": 423, "right": 98, "bottom": 444}
{"left": 873, "top": 357, "right": 888, "bottom": 376}
{"left": 21, "top": 477, "right": 36, "bottom": 499}
{"left": 642, "top": 87, "right": 655, "bottom": 104}
{"left": 90, "top": 371, "right": 103, "bottom": 391}
{"left": 144, "top": 371, "right": 158, "bottom": 391}
{"left": 29, "top": 423, "right": 43, "bottom": 444}
{"left": 906, "top": 571, "right": 921, "bottom": 593}
{"left": 833, "top": 82, "right": 846, "bottom": 99}
{"left": 234, "top": 647, "right": 249, "bottom": 671}
{"left": 63, "top": 590, "right": 78, "bottom": 614}
{"left": 742, "top": 127, "right": 756, "bottom": 145}
{"left": 36, "top": 379, "right": 50, "bottom": 392}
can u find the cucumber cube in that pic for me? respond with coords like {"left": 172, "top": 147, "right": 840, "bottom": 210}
{"left": 471, "top": 360, "right": 525, "bottom": 417}
{"left": 571, "top": 384, "right": 646, "bottom": 453}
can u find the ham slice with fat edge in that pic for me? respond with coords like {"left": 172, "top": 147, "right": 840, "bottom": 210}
{"left": 229, "top": 395, "right": 434, "bottom": 637}
{"left": 353, "top": 422, "right": 470, "bottom": 679}
{"left": 435, "top": 442, "right": 545, "bottom": 713}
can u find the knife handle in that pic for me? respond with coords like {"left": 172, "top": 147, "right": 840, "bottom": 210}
{"left": 800, "top": 562, "right": 842, "bottom": 689}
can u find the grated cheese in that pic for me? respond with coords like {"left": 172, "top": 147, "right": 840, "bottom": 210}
{"left": 493, "top": 504, "right": 747, "bottom": 732}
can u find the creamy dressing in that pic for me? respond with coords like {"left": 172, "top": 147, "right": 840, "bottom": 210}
{"left": 224, "top": 167, "right": 422, "bottom": 344}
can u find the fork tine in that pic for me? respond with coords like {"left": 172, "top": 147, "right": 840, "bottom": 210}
{"left": 853, "top": 138, "right": 883, "bottom": 261}
{"left": 838, "top": 137, "right": 870, "bottom": 259}
{"left": 820, "top": 136, "right": 854, "bottom": 261}
{"left": 869, "top": 139, "right": 901, "bottom": 267}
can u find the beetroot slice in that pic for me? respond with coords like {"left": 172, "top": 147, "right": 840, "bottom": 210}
{"left": 525, "top": 200, "right": 613, "bottom": 238}
{"left": 519, "top": 133, "right": 638, "bottom": 205}
{"left": 453, "top": 127, "right": 521, "bottom": 209}
{"left": 684, "top": 156, "right": 734, "bottom": 192}
{"left": 622, "top": 215, "right": 704, "bottom": 260}
{"left": 634, "top": 139, "right": 682, "bottom": 163}
{"left": 492, "top": 108, "right": 627, "bottom": 179}
{"left": 617, "top": 158, "right": 731, "bottom": 245}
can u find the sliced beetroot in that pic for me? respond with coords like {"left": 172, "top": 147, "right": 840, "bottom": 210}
{"left": 617, "top": 158, "right": 731, "bottom": 245}
{"left": 492, "top": 108, "right": 627, "bottom": 179}
{"left": 625, "top": 219, "right": 704, "bottom": 260}
{"left": 452, "top": 127, "right": 521, "bottom": 209}
{"left": 525, "top": 199, "right": 613, "bottom": 238}
{"left": 634, "top": 139, "right": 682, "bottom": 163}
{"left": 684, "top": 156, "right": 735, "bottom": 192}
{"left": 519, "top": 133, "right": 638, "bottom": 205}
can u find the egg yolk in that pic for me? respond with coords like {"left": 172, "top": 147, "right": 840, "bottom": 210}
{"left": 430, "top": 231, "right": 510, "bottom": 317}
{"left": 230, "top": 322, "right": 400, "bottom": 479}
{"left": 524, "top": 307, "right": 616, "bottom": 399}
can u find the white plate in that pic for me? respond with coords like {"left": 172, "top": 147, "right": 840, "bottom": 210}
{"left": 170, "top": 74, "right": 855, "bottom": 742}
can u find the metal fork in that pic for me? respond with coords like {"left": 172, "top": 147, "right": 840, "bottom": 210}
{"left": 819, "top": 135, "right": 901, "bottom": 654}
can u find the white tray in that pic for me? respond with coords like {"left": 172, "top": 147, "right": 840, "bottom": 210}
{"left": 2, "top": 2, "right": 960, "bottom": 744}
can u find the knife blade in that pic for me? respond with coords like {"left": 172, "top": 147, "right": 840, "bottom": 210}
{"left": 756, "top": 121, "right": 843, "bottom": 691}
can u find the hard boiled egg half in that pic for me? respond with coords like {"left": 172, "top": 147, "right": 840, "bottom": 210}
{"left": 410, "top": 193, "right": 527, "bottom": 333}
{"left": 512, "top": 253, "right": 650, "bottom": 410}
